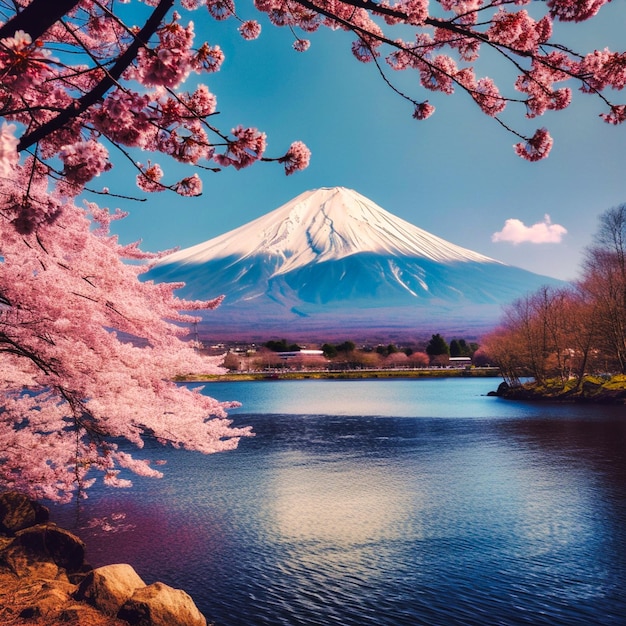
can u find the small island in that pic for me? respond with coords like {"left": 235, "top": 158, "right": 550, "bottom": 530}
{"left": 491, "top": 375, "right": 626, "bottom": 404}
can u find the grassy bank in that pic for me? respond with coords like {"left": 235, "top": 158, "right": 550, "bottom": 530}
{"left": 176, "top": 367, "right": 501, "bottom": 383}
{"left": 499, "top": 375, "right": 626, "bottom": 404}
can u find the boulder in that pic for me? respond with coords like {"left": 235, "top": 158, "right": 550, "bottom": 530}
{"left": 0, "top": 491, "right": 49, "bottom": 535}
{"left": 17, "top": 579, "right": 77, "bottom": 618}
{"left": 58, "top": 602, "right": 130, "bottom": 625}
{"left": 11, "top": 560, "right": 63, "bottom": 582}
{"left": 118, "top": 581, "right": 207, "bottom": 626}
{"left": 495, "top": 381, "right": 510, "bottom": 396}
{"left": 5, "top": 523, "right": 85, "bottom": 575}
{"left": 76, "top": 563, "right": 146, "bottom": 616}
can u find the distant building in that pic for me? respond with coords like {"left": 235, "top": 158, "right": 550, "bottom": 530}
{"left": 278, "top": 349, "right": 324, "bottom": 360}
{"left": 449, "top": 356, "right": 472, "bottom": 366}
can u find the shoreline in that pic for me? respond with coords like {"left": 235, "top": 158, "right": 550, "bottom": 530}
{"left": 494, "top": 376, "right": 626, "bottom": 405}
{"left": 177, "top": 369, "right": 626, "bottom": 405}
{"left": 176, "top": 367, "right": 502, "bottom": 383}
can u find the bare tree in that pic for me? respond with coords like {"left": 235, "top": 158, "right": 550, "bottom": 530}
{"left": 580, "top": 205, "right": 626, "bottom": 372}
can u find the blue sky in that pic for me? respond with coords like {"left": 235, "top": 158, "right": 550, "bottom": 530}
{"left": 103, "top": 1, "right": 626, "bottom": 282}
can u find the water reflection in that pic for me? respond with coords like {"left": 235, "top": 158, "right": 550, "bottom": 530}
{"left": 271, "top": 453, "right": 412, "bottom": 546}
{"left": 49, "top": 380, "right": 626, "bottom": 626}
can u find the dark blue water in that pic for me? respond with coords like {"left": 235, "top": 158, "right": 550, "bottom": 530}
{"left": 51, "top": 379, "right": 626, "bottom": 625}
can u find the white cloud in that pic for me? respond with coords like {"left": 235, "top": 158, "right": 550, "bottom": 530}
{"left": 491, "top": 214, "right": 567, "bottom": 245}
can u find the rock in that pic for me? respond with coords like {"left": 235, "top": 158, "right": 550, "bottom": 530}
{"left": 0, "top": 493, "right": 209, "bottom": 626}
{"left": 5, "top": 523, "right": 85, "bottom": 575}
{"left": 14, "top": 560, "right": 63, "bottom": 581}
{"left": 495, "top": 381, "right": 510, "bottom": 396}
{"left": 0, "top": 491, "right": 49, "bottom": 535}
{"left": 118, "top": 581, "right": 207, "bottom": 626}
{"left": 59, "top": 602, "right": 131, "bottom": 625}
{"left": 68, "top": 562, "right": 97, "bottom": 586}
{"left": 17, "top": 579, "right": 77, "bottom": 617}
{"left": 76, "top": 563, "right": 146, "bottom": 616}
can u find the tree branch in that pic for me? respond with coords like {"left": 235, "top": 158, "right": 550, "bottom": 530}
{"left": 17, "top": 0, "right": 175, "bottom": 153}
{"left": 0, "top": 0, "right": 81, "bottom": 41}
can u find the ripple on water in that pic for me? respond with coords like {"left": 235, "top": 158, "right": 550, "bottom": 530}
{"left": 50, "top": 381, "right": 626, "bottom": 626}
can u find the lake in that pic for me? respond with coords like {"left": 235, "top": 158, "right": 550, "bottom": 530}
{"left": 51, "top": 378, "right": 626, "bottom": 626}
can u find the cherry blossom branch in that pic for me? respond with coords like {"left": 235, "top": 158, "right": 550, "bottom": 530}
{"left": 17, "top": 0, "right": 175, "bottom": 153}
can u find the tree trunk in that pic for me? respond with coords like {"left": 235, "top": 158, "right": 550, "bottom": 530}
{"left": 0, "top": 0, "right": 81, "bottom": 41}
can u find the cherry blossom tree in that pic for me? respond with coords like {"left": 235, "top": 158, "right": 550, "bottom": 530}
{"left": 0, "top": 0, "right": 622, "bottom": 181}
{"left": 0, "top": 0, "right": 624, "bottom": 502}
{"left": 0, "top": 189, "right": 257, "bottom": 502}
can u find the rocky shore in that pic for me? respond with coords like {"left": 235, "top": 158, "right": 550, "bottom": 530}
{"left": 0, "top": 491, "right": 209, "bottom": 626}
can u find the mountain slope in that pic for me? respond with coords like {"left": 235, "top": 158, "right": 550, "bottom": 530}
{"left": 147, "top": 187, "right": 563, "bottom": 339}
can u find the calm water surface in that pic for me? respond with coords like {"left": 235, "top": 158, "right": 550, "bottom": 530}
{"left": 51, "top": 379, "right": 626, "bottom": 626}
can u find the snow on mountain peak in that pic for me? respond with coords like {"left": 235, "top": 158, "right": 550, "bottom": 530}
{"left": 157, "top": 187, "right": 499, "bottom": 275}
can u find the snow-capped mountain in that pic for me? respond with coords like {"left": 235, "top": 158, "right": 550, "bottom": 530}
{"left": 147, "top": 187, "right": 563, "bottom": 340}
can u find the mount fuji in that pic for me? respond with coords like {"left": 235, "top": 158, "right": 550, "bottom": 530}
{"left": 147, "top": 187, "right": 563, "bottom": 341}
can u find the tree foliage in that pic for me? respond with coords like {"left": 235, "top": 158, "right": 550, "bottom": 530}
{"left": 322, "top": 343, "right": 338, "bottom": 358}
{"left": 0, "top": 198, "right": 252, "bottom": 503}
{"left": 264, "top": 339, "right": 302, "bottom": 352}
{"left": 426, "top": 333, "right": 449, "bottom": 356}
{"left": 582, "top": 204, "right": 626, "bottom": 371}
{"left": 449, "top": 338, "right": 477, "bottom": 357}
{"left": 483, "top": 204, "right": 626, "bottom": 386}
{"left": 0, "top": 0, "right": 621, "bottom": 185}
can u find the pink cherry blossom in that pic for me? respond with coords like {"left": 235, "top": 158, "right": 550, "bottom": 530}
{"left": 0, "top": 175, "right": 251, "bottom": 501}
{"left": 387, "top": 0, "right": 428, "bottom": 26}
{"left": 600, "top": 104, "right": 626, "bottom": 125}
{"left": 239, "top": 19, "right": 262, "bottom": 40}
{"left": 514, "top": 127, "right": 554, "bottom": 161}
{"left": 472, "top": 77, "right": 507, "bottom": 116}
{"left": 515, "top": 52, "right": 574, "bottom": 117}
{"left": 487, "top": 9, "right": 548, "bottom": 53}
{"left": 419, "top": 55, "right": 458, "bottom": 94}
{"left": 207, "top": 0, "right": 235, "bottom": 20}
{"left": 279, "top": 140, "right": 311, "bottom": 175}
{"left": 215, "top": 125, "right": 267, "bottom": 169}
{"left": 434, "top": 27, "right": 480, "bottom": 62}
{"left": 131, "top": 16, "right": 195, "bottom": 88}
{"left": 192, "top": 42, "right": 225, "bottom": 72}
{"left": 185, "top": 84, "right": 218, "bottom": 116}
{"left": 293, "top": 38, "right": 311, "bottom": 52}
{"left": 137, "top": 162, "right": 165, "bottom": 193}
{"left": 412, "top": 101, "right": 435, "bottom": 119}
{"left": 0, "top": 122, "right": 18, "bottom": 177}
{"left": 59, "top": 141, "right": 112, "bottom": 187}
{"left": 174, "top": 173, "right": 203, "bottom": 195}
{"left": 352, "top": 37, "right": 378, "bottom": 62}
{"left": 547, "top": 0, "right": 610, "bottom": 22}
{"left": 579, "top": 49, "right": 626, "bottom": 91}
{"left": 92, "top": 90, "right": 152, "bottom": 148}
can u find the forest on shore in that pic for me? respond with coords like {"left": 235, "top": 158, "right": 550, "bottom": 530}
{"left": 479, "top": 205, "right": 626, "bottom": 402}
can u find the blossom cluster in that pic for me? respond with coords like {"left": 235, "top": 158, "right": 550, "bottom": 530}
{"left": 0, "top": 4, "right": 310, "bottom": 211}
{"left": 514, "top": 127, "right": 554, "bottom": 162}
{"left": 0, "top": 162, "right": 251, "bottom": 501}
{"left": 279, "top": 141, "right": 311, "bottom": 175}
{"left": 0, "top": 0, "right": 621, "bottom": 173}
